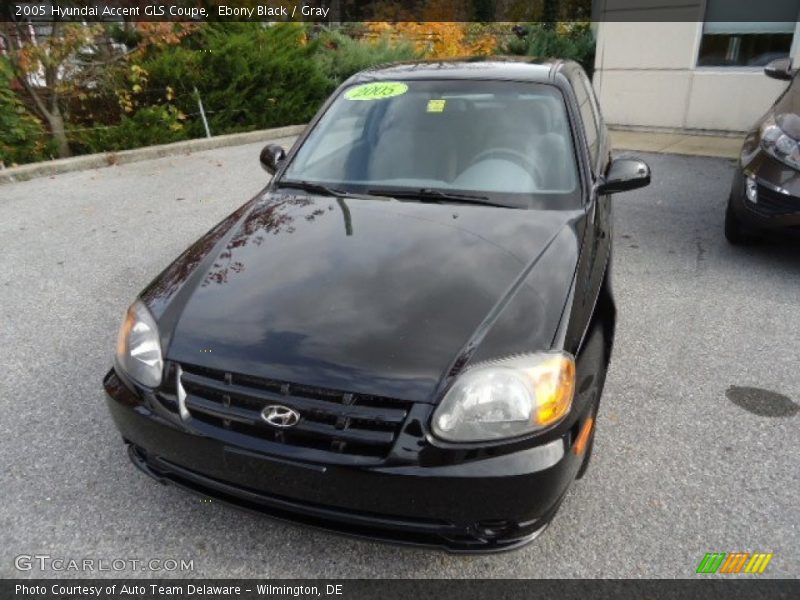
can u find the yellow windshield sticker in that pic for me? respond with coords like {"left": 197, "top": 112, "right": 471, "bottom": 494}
{"left": 344, "top": 82, "right": 408, "bottom": 101}
{"left": 427, "top": 99, "right": 446, "bottom": 113}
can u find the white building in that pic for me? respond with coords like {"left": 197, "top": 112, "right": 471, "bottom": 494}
{"left": 592, "top": 0, "right": 800, "bottom": 133}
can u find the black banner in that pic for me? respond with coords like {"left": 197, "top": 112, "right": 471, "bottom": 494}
{"left": 3, "top": 0, "right": 799, "bottom": 23}
{"left": 3, "top": 580, "right": 800, "bottom": 600}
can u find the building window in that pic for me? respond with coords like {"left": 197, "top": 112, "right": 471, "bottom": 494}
{"left": 697, "top": 0, "right": 799, "bottom": 67}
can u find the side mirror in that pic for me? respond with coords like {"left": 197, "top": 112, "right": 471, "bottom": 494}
{"left": 597, "top": 158, "right": 651, "bottom": 195}
{"left": 764, "top": 58, "right": 794, "bottom": 81}
{"left": 260, "top": 144, "right": 286, "bottom": 175}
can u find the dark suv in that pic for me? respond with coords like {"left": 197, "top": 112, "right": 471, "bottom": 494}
{"left": 726, "top": 57, "right": 800, "bottom": 243}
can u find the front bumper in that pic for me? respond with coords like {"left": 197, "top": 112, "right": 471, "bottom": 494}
{"left": 731, "top": 150, "right": 800, "bottom": 232}
{"left": 104, "top": 369, "right": 586, "bottom": 553}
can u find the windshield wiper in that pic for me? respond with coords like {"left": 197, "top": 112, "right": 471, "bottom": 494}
{"left": 276, "top": 180, "right": 393, "bottom": 201}
{"left": 277, "top": 181, "right": 502, "bottom": 206}
{"left": 366, "top": 188, "right": 506, "bottom": 207}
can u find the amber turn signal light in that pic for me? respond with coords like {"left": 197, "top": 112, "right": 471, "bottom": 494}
{"left": 573, "top": 416, "right": 594, "bottom": 455}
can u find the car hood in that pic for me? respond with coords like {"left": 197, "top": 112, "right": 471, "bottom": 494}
{"left": 147, "top": 192, "right": 583, "bottom": 403}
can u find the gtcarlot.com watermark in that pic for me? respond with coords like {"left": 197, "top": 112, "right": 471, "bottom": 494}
{"left": 14, "top": 554, "right": 194, "bottom": 573}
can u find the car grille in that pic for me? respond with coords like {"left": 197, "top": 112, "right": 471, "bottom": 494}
{"left": 752, "top": 184, "right": 800, "bottom": 217}
{"left": 175, "top": 363, "right": 412, "bottom": 459}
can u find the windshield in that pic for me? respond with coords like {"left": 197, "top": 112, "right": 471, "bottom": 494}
{"left": 281, "top": 79, "right": 581, "bottom": 209}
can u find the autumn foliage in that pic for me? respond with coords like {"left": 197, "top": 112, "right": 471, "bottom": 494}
{"left": 366, "top": 0, "right": 497, "bottom": 58}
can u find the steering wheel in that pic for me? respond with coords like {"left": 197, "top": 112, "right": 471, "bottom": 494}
{"left": 468, "top": 148, "right": 542, "bottom": 188}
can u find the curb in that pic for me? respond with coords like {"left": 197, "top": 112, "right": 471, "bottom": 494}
{"left": 0, "top": 124, "right": 306, "bottom": 185}
{"left": 609, "top": 127, "right": 742, "bottom": 160}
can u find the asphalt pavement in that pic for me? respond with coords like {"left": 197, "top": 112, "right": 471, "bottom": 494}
{"left": 0, "top": 141, "right": 798, "bottom": 578}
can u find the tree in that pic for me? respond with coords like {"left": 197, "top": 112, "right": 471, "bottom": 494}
{"left": 0, "top": 21, "right": 96, "bottom": 157}
{"left": 0, "top": 20, "right": 194, "bottom": 159}
{"left": 0, "top": 57, "right": 51, "bottom": 166}
{"left": 367, "top": 0, "right": 498, "bottom": 59}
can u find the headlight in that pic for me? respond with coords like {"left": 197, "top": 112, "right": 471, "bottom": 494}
{"left": 760, "top": 114, "right": 800, "bottom": 170}
{"left": 432, "top": 352, "right": 575, "bottom": 442}
{"left": 115, "top": 300, "right": 163, "bottom": 388}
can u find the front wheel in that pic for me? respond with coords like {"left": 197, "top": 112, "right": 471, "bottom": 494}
{"left": 725, "top": 199, "right": 759, "bottom": 245}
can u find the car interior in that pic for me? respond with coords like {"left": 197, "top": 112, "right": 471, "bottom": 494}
{"left": 286, "top": 90, "right": 579, "bottom": 196}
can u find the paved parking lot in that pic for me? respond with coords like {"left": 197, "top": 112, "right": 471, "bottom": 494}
{"left": 1, "top": 141, "right": 798, "bottom": 578}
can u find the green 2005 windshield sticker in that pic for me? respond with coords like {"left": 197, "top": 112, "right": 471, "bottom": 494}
{"left": 344, "top": 82, "right": 408, "bottom": 101}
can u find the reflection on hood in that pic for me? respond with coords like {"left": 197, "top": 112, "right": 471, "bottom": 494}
{"left": 155, "top": 193, "right": 582, "bottom": 402}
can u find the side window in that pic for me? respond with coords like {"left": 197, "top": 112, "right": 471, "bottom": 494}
{"left": 572, "top": 73, "right": 600, "bottom": 170}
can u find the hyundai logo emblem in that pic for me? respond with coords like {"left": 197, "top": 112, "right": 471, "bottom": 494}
{"left": 261, "top": 404, "right": 300, "bottom": 428}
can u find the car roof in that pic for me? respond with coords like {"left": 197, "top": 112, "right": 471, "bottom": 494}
{"left": 348, "top": 57, "right": 574, "bottom": 85}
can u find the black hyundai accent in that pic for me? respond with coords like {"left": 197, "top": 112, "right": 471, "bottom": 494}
{"left": 105, "top": 58, "right": 650, "bottom": 552}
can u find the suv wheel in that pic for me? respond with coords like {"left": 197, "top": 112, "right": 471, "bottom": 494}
{"left": 725, "top": 198, "right": 759, "bottom": 245}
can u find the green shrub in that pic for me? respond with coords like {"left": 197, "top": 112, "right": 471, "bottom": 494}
{"left": 68, "top": 105, "right": 189, "bottom": 155}
{"left": 0, "top": 59, "right": 54, "bottom": 166}
{"left": 315, "top": 29, "right": 420, "bottom": 86}
{"left": 504, "top": 22, "right": 596, "bottom": 76}
{"left": 15, "top": 24, "right": 415, "bottom": 163}
{"left": 141, "top": 23, "right": 332, "bottom": 138}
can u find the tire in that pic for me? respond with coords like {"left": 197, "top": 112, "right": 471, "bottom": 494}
{"left": 576, "top": 324, "right": 607, "bottom": 480}
{"left": 725, "top": 199, "right": 759, "bottom": 245}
